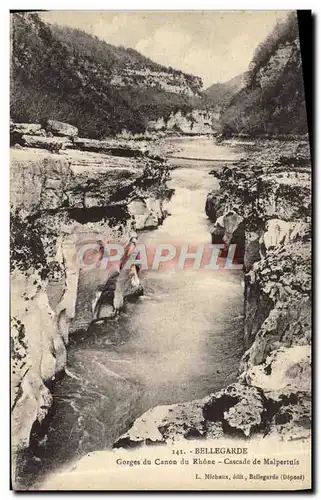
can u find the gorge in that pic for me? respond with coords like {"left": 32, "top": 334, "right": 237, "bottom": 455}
{"left": 11, "top": 132, "right": 311, "bottom": 490}
{"left": 10, "top": 10, "right": 311, "bottom": 491}
{"left": 12, "top": 134, "right": 247, "bottom": 489}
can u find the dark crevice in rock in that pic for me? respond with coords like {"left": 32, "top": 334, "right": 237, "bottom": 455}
{"left": 113, "top": 438, "right": 143, "bottom": 450}
{"left": 264, "top": 362, "right": 272, "bottom": 375}
{"left": 202, "top": 395, "right": 238, "bottom": 422}
{"left": 244, "top": 283, "right": 274, "bottom": 349}
{"left": 184, "top": 428, "right": 205, "bottom": 440}
{"left": 274, "top": 411, "right": 293, "bottom": 425}
{"left": 68, "top": 204, "right": 130, "bottom": 225}
{"left": 261, "top": 397, "right": 282, "bottom": 426}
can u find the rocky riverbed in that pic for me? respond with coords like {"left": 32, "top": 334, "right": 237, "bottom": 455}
{"left": 11, "top": 129, "right": 311, "bottom": 489}
{"left": 112, "top": 138, "right": 312, "bottom": 446}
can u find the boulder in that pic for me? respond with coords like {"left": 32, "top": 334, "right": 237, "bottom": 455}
{"left": 46, "top": 120, "right": 78, "bottom": 138}
{"left": 203, "top": 383, "right": 265, "bottom": 437}
{"left": 210, "top": 211, "right": 245, "bottom": 263}
{"left": 21, "top": 135, "right": 72, "bottom": 152}
{"left": 10, "top": 124, "right": 47, "bottom": 146}
{"left": 244, "top": 345, "right": 311, "bottom": 394}
{"left": 114, "top": 399, "right": 208, "bottom": 448}
{"left": 143, "top": 212, "right": 159, "bottom": 229}
{"left": 73, "top": 138, "right": 110, "bottom": 152}
{"left": 215, "top": 211, "right": 244, "bottom": 246}
{"left": 128, "top": 198, "right": 161, "bottom": 230}
{"left": 261, "top": 219, "right": 310, "bottom": 250}
{"left": 10, "top": 123, "right": 42, "bottom": 135}
{"left": 73, "top": 138, "right": 143, "bottom": 157}
{"left": 10, "top": 148, "right": 71, "bottom": 213}
{"left": 114, "top": 382, "right": 269, "bottom": 448}
{"left": 146, "top": 197, "right": 163, "bottom": 223}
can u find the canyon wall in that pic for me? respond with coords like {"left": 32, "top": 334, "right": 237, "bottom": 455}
{"left": 220, "top": 13, "right": 308, "bottom": 137}
{"left": 148, "top": 109, "right": 214, "bottom": 135}
{"left": 110, "top": 67, "right": 202, "bottom": 97}
{"left": 113, "top": 139, "right": 311, "bottom": 447}
{"left": 10, "top": 122, "right": 170, "bottom": 481}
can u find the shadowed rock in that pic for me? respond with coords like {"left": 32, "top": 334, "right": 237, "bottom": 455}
{"left": 21, "top": 135, "right": 72, "bottom": 152}
{"left": 46, "top": 120, "right": 78, "bottom": 138}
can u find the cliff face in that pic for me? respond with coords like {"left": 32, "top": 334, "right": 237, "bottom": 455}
{"left": 113, "top": 139, "right": 311, "bottom": 447}
{"left": 208, "top": 140, "right": 311, "bottom": 440}
{"left": 220, "top": 13, "right": 308, "bottom": 137}
{"left": 11, "top": 12, "right": 202, "bottom": 139}
{"left": 10, "top": 123, "right": 170, "bottom": 478}
{"left": 110, "top": 67, "right": 202, "bottom": 97}
{"left": 148, "top": 109, "right": 214, "bottom": 135}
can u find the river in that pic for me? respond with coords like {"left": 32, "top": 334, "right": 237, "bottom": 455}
{"left": 29, "top": 136, "right": 245, "bottom": 487}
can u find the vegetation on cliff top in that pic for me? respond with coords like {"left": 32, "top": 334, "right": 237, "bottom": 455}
{"left": 11, "top": 12, "right": 201, "bottom": 138}
{"left": 220, "top": 12, "right": 308, "bottom": 137}
{"left": 11, "top": 11, "right": 309, "bottom": 139}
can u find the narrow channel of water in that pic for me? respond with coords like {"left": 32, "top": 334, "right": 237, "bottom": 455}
{"left": 33, "top": 136, "right": 245, "bottom": 485}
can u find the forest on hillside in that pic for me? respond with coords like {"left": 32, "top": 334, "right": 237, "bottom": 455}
{"left": 219, "top": 12, "right": 308, "bottom": 137}
{"left": 10, "top": 13, "right": 201, "bottom": 138}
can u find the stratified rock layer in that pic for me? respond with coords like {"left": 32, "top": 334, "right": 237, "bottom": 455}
{"left": 10, "top": 137, "right": 170, "bottom": 480}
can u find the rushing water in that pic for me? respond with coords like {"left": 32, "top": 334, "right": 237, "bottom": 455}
{"left": 30, "top": 136, "right": 245, "bottom": 486}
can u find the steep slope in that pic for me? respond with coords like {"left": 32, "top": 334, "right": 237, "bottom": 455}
{"left": 220, "top": 12, "right": 308, "bottom": 137}
{"left": 10, "top": 12, "right": 203, "bottom": 139}
{"left": 203, "top": 72, "right": 245, "bottom": 109}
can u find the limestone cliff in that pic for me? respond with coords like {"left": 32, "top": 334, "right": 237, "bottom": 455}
{"left": 148, "top": 109, "right": 214, "bottom": 135}
{"left": 220, "top": 13, "right": 308, "bottom": 137}
{"left": 110, "top": 67, "right": 202, "bottom": 98}
{"left": 114, "top": 139, "right": 311, "bottom": 447}
{"left": 10, "top": 124, "right": 170, "bottom": 480}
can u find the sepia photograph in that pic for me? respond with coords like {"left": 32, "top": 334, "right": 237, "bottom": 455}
{"left": 10, "top": 9, "right": 312, "bottom": 491}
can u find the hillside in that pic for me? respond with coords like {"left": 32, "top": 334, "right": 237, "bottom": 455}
{"left": 10, "top": 12, "right": 203, "bottom": 138}
{"left": 202, "top": 72, "right": 245, "bottom": 109}
{"left": 219, "top": 12, "right": 308, "bottom": 137}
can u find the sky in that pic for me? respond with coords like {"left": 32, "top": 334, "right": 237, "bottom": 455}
{"left": 41, "top": 10, "right": 292, "bottom": 88}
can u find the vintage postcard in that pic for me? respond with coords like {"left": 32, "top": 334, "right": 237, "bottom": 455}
{"left": 10, "top": 10, "right": 312, "bottom": 490}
